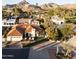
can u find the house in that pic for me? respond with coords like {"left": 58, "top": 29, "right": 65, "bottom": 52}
{"left": 31, "top": 20, "right": 40, "bottom": 26}
{"left": 7, "top": 24, "right": 36, "bottom": 41}
{"left": 35, "top": 14, "right": 44, "bottom": 19}
{"left": 51, "top": 16, "right": 65, "bottom": 25}
{"left": 2, "top": 18, "right": 16, "bottom": 27}
{"left": 31, "top": 25, "right": 44, "bottom": 37}
{"left": 16, "top": 18, "right": 32, "bottom": 24}
{"left": 7, "top": 29, "right": 23, "bottom": 41}
{"left": 16, "top": 17, "right": 40, "bottom": 26}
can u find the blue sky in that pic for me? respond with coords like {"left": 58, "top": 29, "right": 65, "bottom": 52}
{"left": 2, "top": 0, "right": 76, "bottom": 6}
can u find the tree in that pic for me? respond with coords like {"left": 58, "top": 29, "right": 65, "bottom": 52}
{"left": 45, "top": 26, "right": 59, "bottom": 40}
{"left": 43, "top": 15, "right": 59, "bottom": 41}
{"left": 47, "top": 9, "right": 54, "bottom": 16}
{"left": 56, "top": 43, "right": 73, "bottom": 59}
{"left": 12, "top": 7, "right": 23, "bottom": 16}
{"left": 59, "top": 24, "right": 74, "bottom": 41}
{"left": 47, "top": 7, "right": 76, "bottom": 24}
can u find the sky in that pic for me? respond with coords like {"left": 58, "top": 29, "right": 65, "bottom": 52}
{"left": 2, "top": 0, "right": 76, "bottom": 6}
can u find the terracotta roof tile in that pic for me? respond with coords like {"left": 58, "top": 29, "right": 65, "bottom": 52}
{"left": 25, "top": 26, "right": 33, "bottom": 32}
{"left": 7, "top": 24, "right": 34, "bottom": 36}
{"left": 7, "top": 29, "right": 22, "bottom": 36}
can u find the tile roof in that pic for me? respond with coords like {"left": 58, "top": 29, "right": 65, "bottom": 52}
{"left": 12, "top": 24, "right": 19, "bottom": 29}
{"left": 18, "top": 24, "right": 33, "bottom": 33}
{"left": 7, "top": 24, "right": 34, "bottom": 36}
{"left": 7, "top": 29, "right": 22, "bottom": 36}
{"left": 31, "top": 25, "right": 43, "bottom": 31}
{"left": 25, "top": 26, "right": 33, "bottom": 32}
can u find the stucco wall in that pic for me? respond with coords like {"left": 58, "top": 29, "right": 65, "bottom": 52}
{"left": 7, "top": 36, "right": 22, "bottom": 41}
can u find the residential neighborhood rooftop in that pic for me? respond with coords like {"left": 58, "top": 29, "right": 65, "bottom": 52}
{"left": 7, "top": 28, "right": 22, "bottom": 36}
{"left": 7, "top": 23, "right": 34, "bottom": 36}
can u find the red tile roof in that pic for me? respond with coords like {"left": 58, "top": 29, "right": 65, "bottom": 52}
{"left": 18, "top": 24, "right": 33, "bottom": 32}
{"left": 7, "top": 24, "right": 34, "bottom": 36}
{"left": 7, "top": 29, "right": 22, "bottom": 36}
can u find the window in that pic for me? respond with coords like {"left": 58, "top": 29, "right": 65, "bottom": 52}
{"left": 61, "top": 22, "right": 63, "bottom": 24}
{"left": 9, "top": 23, "right": 11, "bottom": 25}
{"left": 7, "top": 23, "right": 8, "bottom": 25}
{"left": 4, "top": 23, "right": 6, "bottom": 25}
{"left": 11, "top": 23, "right": 13, "bottom": 25}
{"left": 28, "top": 33, "right": 31, "bottom": 37}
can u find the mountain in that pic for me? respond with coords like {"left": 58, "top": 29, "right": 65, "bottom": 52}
{"left": 40, "top": 3, "right": 76, "bottom": 10}
{"left": 2, "top": 0, "right": 76, "bottom": 13}
{"left": 18, "top": 0, "right": 29, "bottom": 5}
{"left": 61, "top": 4, "right": 76, "bottom": 10}
{"left": 19, "top": 3, "right": 43, "bottom": 12}
{"left": 2, "top": 0, "right": 44, "bottom": 12}
{"left": 40, "top": 3, "right": 59, "bottom": 10}
{"left": 2, "top": 4, "right": 17, "bottom": 9}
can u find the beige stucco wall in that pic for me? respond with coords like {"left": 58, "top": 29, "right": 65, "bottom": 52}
{"left": 7, "top": 36, "right": 22, "bottom": 41}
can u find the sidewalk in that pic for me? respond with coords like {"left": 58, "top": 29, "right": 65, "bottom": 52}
{"left": 32, "top": 41, "right": 55, "bottom": 50}
{"left": 32, "top": 40, "right": 62, "bottom": 51}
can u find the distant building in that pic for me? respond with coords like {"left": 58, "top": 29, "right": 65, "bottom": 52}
{"left": 2, "top": 18, "right": 16, "bottom": 27}
{"left": 51, "top": 16, "right": 65, "bottom": 25}
{"left": 16, "top": 17, "right": 40, "bottom": 26}
{"left": 36, "top": 3, "right": 38, "bottom": 6}
{"left": 31, "top": 20, "right": 40, "bottom": 26}
{"left": 18, "top": 18, "right": 32, "bottom": 24}
{"left": 35, "top": 14, "right": 44, "bottom": 19}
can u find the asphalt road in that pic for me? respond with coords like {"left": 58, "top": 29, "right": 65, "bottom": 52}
{"left": 2, "top": 48, "right": 30, "bottom": 59}
{"left": 28, "top": 41, "right": 61, "bottom": 59}
{"left": 28, "top": 46, "right": 57, "bottom": 59}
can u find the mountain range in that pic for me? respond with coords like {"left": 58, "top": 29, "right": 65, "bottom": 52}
{"left": 2, "top": 0, "right": 76, "bottom": 12}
